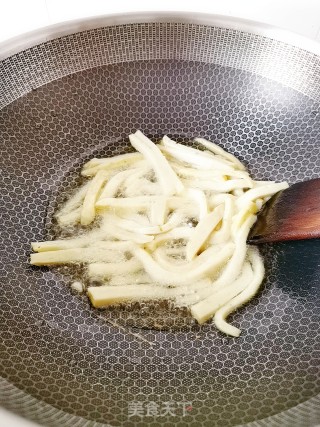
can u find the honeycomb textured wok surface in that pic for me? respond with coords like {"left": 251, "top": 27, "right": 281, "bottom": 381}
{"left": 1, "top": 58, "right": 320, "bottom": 427}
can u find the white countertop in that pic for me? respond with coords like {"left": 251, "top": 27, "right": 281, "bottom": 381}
{"left": 1, "top": 1, "right": 319, "bottom": 426}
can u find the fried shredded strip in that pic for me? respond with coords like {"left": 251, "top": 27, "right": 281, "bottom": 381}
{"left": 31, "top": 131, "right": 287, "bottom": 337}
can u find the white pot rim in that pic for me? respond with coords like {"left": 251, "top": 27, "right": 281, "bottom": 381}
{"left": 1, "top": 11, "right": 320, "bottom": 61}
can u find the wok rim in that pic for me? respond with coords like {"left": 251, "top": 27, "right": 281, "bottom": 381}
{"left": 0, "top": 11, "right": 320, "bottom": 62}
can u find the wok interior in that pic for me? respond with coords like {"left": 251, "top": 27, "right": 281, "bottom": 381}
{"left": 0, "top": 22, "right": 320, "bottom": 427}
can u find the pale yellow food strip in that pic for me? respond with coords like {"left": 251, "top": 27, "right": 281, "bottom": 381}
{"left": 186, "top": 205, "right": 224, "bottom": 261}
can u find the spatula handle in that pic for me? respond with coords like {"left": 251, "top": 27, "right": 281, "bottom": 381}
{"left": 249, "top": 178, "right": 320, "bottom": 243}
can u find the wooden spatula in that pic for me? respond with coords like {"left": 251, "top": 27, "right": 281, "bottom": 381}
{"left": 249, "top": 178, "right": 320, "bottom": 243}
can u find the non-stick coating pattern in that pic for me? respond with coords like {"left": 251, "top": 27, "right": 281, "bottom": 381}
{"left": 1, "top": 24, "right": 320, "bottom": 427}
